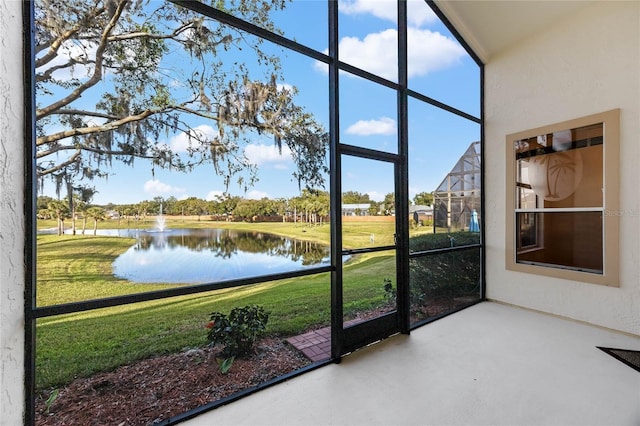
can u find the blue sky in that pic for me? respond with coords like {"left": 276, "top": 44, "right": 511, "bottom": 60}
{"left": 38, "top": 0, "right": 480, "bottom": 206}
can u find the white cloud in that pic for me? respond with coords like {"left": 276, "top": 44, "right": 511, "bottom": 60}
{"left": 277, "top": 83, "right": 294, "bottom": 93}
{"left": 169, "top": 124, "right": 217, "bottom": 153}
{"left": 36, "top": 41, "right": 96, "bottom": 82}
{"left": 339, "top": 0, "right": 396, "bottom": 23}
{"left": 246, "top": 190, "right": 270, "bottom": 200}
{"left": 315, "top": 28, "right": 464, "bottom": 80}
{"left": 407, "top": 0, "right": 438, "bottom": 27}
{"left": 38, "top": 39, "right": 147, "bottom": 82}
{"left": 313, "top": 60, "right": 329, "bottom": 74}
{"left": 366, "top": 191, "right": 385, "bottom": 202}
{"left": 244, "top": 143, "right": 292, "bottom": 166}
{"left": 205, "top": 190, "right": 224, "bottom": 201}
{"left": 347, "top": 117, "right": 396, "bottom": 136}
{"left": 143, "top": 179, "right": 186, "bottom": 197}
{"left": 338, "top": 30, "right": 398, "bottom": 80}
{"left": 338, "top": 0, "right": 436, "bottom": 27}
{"left": 407, "top": 28, "right": 465, "bottom": 77}
{"left": 169, "top": 79, "right": 184, "bottom": 89}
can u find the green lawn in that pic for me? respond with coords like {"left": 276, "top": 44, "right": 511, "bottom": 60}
{"left": 36, "top": 219, "right": 402, "bottom": 389}
{"left": 37, "top": 235, "right": 177, "bottom": 305}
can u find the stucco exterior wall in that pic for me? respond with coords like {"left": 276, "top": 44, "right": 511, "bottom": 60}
{"left": 0, "top": 1, "right": 26, "bottom": 424}
{"left": 484, "top": 1, "right": 640, "bottom": 335}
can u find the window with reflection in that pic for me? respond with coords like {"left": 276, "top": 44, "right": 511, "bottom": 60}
{"left": 515, "top": 124, "right": 603, "bottom": 272}
{"left": 507, "top": 110, "right": 619, "bottom": 285}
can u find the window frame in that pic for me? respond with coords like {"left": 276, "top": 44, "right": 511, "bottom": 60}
{"left": 505, "top": 109, "right": 620, "bottom": 286}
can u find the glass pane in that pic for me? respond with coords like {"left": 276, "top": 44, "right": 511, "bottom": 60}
{"left": 516, "top": 211, "right": 603, "bottom": 273}
{"left": 205, "top": 0, "right": 327, "bottom": 50}
{"left": 35, "top": 275, "right": 330, "bottom": 423}
{"left": 408, "top": 100, "right": 481, "bottom": 233}
{"left": 409, "top": 247, "right": 481, "bottom": 326}
{"left": 261, "top": 0, "right": 328, "bottom": 51}
{"left": 407, "top": 0, "right": 480, "bottom": 117}
{"left": 339, "top": 71, "right": 398, "bottom": 153}
{"left": 515, "top": 124, "right": 603, "bottom": 208}
{"left": 343, "top": 250, "right": 396, "bottom": 326}
{"left": 338, "top": 0, "right": 398, "bottom": 82}
{"left": 36, "top": 10, "right": 330, "bottom": 305}
{"left": 341, "top": 156, "right": 395, "bottom": 249}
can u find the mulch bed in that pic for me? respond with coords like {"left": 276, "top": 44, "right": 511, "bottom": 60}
{"left": 35, "top": 338, "right": 310, "bottom": 426}
{"left": 35, "top": 298, "right": 477, "bottom": 425}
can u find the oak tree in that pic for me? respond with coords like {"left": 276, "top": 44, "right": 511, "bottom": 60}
{"left": 35, "top": 0, "right": 328, "bottom": 196}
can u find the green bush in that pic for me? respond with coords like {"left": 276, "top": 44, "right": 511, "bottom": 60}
{"left": 206, "top": 305, "right": 269, "bottom": 358}
{"left": 408, "top": 232, "right": 480, "bottom": 305}
{"left": 409, "top": 231, "right": 480, "bottom": 252}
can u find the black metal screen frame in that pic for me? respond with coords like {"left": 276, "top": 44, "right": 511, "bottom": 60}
{"left": 24, "top": 1, "right": 37, "bottom": 423}
{"left": 23, "top": 0, "right": 485, "bottom": 424}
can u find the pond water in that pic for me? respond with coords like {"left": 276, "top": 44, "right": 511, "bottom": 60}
{"left": 67, "top": 228, "right": 329, "bottom": 284}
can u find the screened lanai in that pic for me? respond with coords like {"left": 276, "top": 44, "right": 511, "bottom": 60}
{"left": 433, "top": 141, "right": 481, "bottom": 232}
{"left": 20, "top": 0, "right": 482, "bottom": 424}
{"left": 7, "top": 1, "right": 640, "bottom": 425}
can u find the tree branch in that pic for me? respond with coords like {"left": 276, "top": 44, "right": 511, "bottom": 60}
{"left": 35, "top": 6, "right": 106, "bottom": 66}
{"left": 37, "top": 150, "right": 82, "bottom": 176}
{"left": 53, "top": 109, "right": 120, "bottom": 120}
{"left": 175, "top": 104, "right": 284, "bottom": 139}
{"left": 36, "top": 58, "right": 96, "bottom": 83}
{"left": 36, "top": 1, "right": 127, "bottom": 120}
{"left": 105, "top": 20, "right": 195, "bottom": 42}
{"left": 37, "top": 109, "right": 154, "bottom": 146}
{"left": 37, "top": 143, "right": 159, "bottom": 160}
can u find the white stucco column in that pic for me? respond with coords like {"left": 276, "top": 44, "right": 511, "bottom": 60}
{"left": 0, "top": 1, "right": 26, "bottom": 424}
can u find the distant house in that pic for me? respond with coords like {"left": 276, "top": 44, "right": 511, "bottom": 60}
{"left": 409, "top": 205, "right": 433, "bottom": 223}
{"left": 341, "top": 203, "right": 372, "bottom": 216}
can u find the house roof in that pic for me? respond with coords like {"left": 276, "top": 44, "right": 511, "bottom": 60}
{"left": 341, "top": 204, "right": 371, "bottom": 209}
{"left": 434, "top": 0, "right": 595, "bottom": 62}
{"left": 409, "top": 205, "right": 433, "bottom": 214}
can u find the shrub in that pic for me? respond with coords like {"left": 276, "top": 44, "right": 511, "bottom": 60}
{"left": 408, "top": 231, "right": 481, "bottom": 306}
{"left": 383, "top": 278, "right": 396, "bottom": 305}
{"left": 206, "top": 305, "right": 269, "bottom": 358}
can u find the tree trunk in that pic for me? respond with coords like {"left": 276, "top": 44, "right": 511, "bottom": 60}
{"left": 72, "top": 211, "right": 77, "bottom": 235}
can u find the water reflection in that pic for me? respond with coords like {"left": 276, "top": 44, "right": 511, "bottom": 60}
{"left": 103, "top": 228, "right": 329, "bottom": 284}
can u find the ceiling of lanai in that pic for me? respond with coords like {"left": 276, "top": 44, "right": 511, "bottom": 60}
{"left": 433, "top": 0, "right": 595, "bottom": 63}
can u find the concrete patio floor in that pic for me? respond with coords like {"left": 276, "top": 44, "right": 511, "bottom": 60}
{"left": 184, "top": 301, "right": 640, "bottom": 426}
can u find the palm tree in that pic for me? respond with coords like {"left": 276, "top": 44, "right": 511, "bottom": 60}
{"left": 47, "top": 200, "right": 69, "bottom": 236}
{"left": 86, "top": 207, "right": 106, "bottom": 235}
{"left": 74, "top": 198, "right": 88, "bottom": 235}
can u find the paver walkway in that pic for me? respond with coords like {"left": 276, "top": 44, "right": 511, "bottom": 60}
{"left": 286, "top": 319, "right": 363, "bottom": 362}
